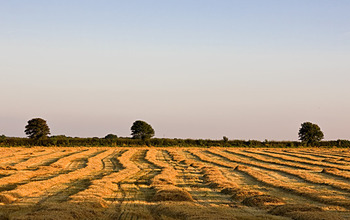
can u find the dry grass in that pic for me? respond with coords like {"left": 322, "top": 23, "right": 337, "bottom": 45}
{"left": 0, "top": 149, "right": 112, "bottom": 204}
{"left": 0, "top": 147, "right": 349, "bottom": 220}
{"left": 187, "top": 149, "right": 236, "bottom": 169}
{"left": 235, "top": 164, "right": 350, "bottom": 208}
{"left": 10, "top": 202, "right": 107, "bottom": 220}
{"left": 249, "top": 150, "right": 350, "bottom": 171}
{"left": 231, "top": 189, "right": 264, "bottom": 200}
{"left": 152, "top": 201, "right": 237, "bottom": 220}
{"left": 152, "top": 185, "right": 194, "bottom": 202}
{"left": 242, "top": 195, "right": 285, "bottom": 208}
{"left": 322, "top": 168, "right": 350, "bottom": 180}
{"left": 0, "top": 194, "right": 16, "bottom": 204}
{"left": 201, "top": 166, "right": 238, "bottom": 189}
{"left": 269, "top": 204, "right": 345, "bottom": 220}
{"left": 232, "top": 149, "right": 316, "bottom": 170}
{"left": 268, "top": 204, "right": 323, "bottom": 215}
{"left": 285, "top": 211, "right": 344, "bottom": 220}
{"left": 209, "top": 149, "right": 350, "bottom": 200}
{"left": 145, "top": 149, "right": 194, "bottom": 202}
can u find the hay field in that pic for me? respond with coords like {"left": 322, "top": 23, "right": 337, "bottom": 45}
{"left": 0, "top": 147, "right": 350, "bottom": 219}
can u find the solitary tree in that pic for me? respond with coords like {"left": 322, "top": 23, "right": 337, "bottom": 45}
{"left": 25, "top": 118, "right": 50, "bottom": 139}
{"left": 298, "top": 122, "right": 324, "bottom": 146}
{"left": 131, "top": 120, "right": 155, "bottom": 140}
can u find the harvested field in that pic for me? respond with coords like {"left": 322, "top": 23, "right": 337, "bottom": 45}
{"left": 0, "top": 147, "right": 350, "bottom": 219}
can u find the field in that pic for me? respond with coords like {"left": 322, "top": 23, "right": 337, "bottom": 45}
{"left": 0, "top": 147, "right": 350, "bottom": 219}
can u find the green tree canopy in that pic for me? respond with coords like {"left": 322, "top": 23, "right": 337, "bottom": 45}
{"left": 104, "top": 134, "right": 118, "bottom": 139}
{"left": 298, "top": 122, "right": 324, "bottom": 146}
{"left": 131, "top": 120, "right": 155, "bottom": 140}
{"left": 25, "top": 118, "right": 50, "bottom": 139}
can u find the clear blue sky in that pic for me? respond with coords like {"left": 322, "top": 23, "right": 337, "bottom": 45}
{"left": 1, "top": 1, "right": 349, "bottom": 140}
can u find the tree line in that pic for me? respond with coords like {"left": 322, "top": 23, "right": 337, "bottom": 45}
{"left": 1, "top": 118, "right": 349, "bottom": 148}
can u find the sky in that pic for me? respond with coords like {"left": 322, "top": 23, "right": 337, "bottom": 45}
{"left": 1, "top": 0, "right": 350, "bottom": 140}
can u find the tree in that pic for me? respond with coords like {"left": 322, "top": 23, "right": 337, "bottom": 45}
{"left": 131, "top": 120, "right": 155, "bottom": 140}
{"left": 104, "top": 134, "right": 118, "bottom": 139}
{"left": 298, "top": 122, "right": 324, "bottom": 146}
{"left": 25, "top": 118, "right": 50, "bottom": 139}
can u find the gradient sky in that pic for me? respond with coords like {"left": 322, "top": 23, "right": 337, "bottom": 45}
{"left": 1, "top": 1, "right": 350, "bottom": 140}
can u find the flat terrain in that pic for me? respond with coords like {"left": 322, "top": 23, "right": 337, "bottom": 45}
{"left": 0, "top": 147, "right": 350, "bottom": 219}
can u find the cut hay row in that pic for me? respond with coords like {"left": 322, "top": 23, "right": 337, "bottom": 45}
{"left": 165, "top": 149, "right": 235, "bottom": 206}
{"left": 105, "top": 149, "right": 160, "bottom": 220}
{"left": 224, "top": 150, "right": 350, "bottom": 191}
{"left": 178, "top": 150, "right": 348, "bottom": 219}
{"left": 102, "top": 148, "right": 146, "bottom": 218}
{"left": 103, "top": 148, "right": 143, "bottom": 219}
{"left": 242, "top": 149, "right": 324, "bottom": 169}
{"left": 168, "top": 149, "right": 267, "bottom": 205}
{"left": 0, "top": 148, "right": 40, "bottom": 162}
{"left": 289, "top": 148, "right": 350, "bottom": 165}
{"left": 145, "top": 149, "right": 176, "bottom": 186}
{"left": 73, "top": 148, "right": 140, "bottom": 207}
{"left": 0, "top": 148, "right": 111, "bottom": 205}
{"left": 268, "top": 203, "right": 345, "bottom": 220}
{"left": 182, "top": 149, "right": 273, "bottom": 205}
{"left": 211, "top": 150, "right": 350, "bottom": 203}
{"left": 145, "top": 149, "right": 194, "bottom": 203}
{"left": 166, "top": 149, "right": 204, "bottom": 168}
{"left": 152, "top": 200, "right": 294, "bottom": 220}
{"left": 0, "top": 149, "right": 69, "bottom": 177}
{"left": 168, "top": 150, "right": 290, "bottom": 214}
{"left": 185, "top": 149, "right": 236, "bottom": 169}
{"left": 205, "top": 149, "right": 306, "bottom": 175}
{"left": 5, "top": 149, "right": 128, "bottom": 220}
{"left": 101, "top": 149, "right": 127, "bottom": 171}
{"left": 0, "top": 147, "right": 349, "bottom": 220}
{"left": 66, "top": 150, "right": 127, "bottom": 205}
{"left": 261, "top": 149, "right": 350, "bottom": 166}
{"left": 253, "top": 150, "right": 350, "bottom": 171}
{"left": 12, "top": 149, "right": 69, "bottom": 170}
{"left": 166, "top": 149, "right": 198, "bottom": 167}
{"left": 0, "top": 148, "right": 94, "bottom": 189}
{"left": 209, "top": 149, "right": 350, "bottom": 198}
{"left": 184, "top": 150, "right": 289, "bottom": 203}
{"left": 28, "top": 148, "right": 89, "bottom": 168}
{"left": 0, "top": 148, "right": 54, "bottom": 168}
{"left": 228, "top": 149, "right": 317, "bottom": 170}
{"left": 321, "top": 168, "right": 350, "bottom": 181}
{"left": 235, "top": 165, "right": 350, "bottom": 208}
{"left": 295, "top": 149, "right": 350, "bottom": 159}
{"left": 264, "top": 149, "right": 341, "bottom": 162}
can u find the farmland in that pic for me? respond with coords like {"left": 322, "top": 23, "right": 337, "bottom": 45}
{"left": 0, "top": 147, "right": 350, "bottom": 219}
